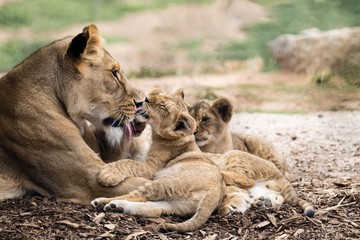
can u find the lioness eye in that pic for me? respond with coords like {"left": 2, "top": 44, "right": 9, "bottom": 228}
{"left": 202, "top": 116, "right": 210, "bottom": 123}
{"left": 111, "top": 69, "right": 119, "bottom": 79}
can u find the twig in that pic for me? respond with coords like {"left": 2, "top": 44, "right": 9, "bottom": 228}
{"left": 306, "top": 216, "right": 319, "bottom": 226}
{"left": 317, "top": 201, "right": 357, "bottom": 215}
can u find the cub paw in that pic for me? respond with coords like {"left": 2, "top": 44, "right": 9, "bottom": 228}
{"left": 252, "top": 194, "right": 284, "bottom": 209}
{"left": 252, "top": 196, "right": 273, "bottom": 208}
{"left": 104, "top": 200, "right": 128, "bottom": 212}
{"left": 91, "top": 197, "right": 109, "bottom": 208}
{"left": 97, "top": 164, "right": 126, "bottom": 187}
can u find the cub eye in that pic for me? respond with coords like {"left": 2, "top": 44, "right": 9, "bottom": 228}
{"left": 201, "top": 116, "right": 210, "bottom": 123}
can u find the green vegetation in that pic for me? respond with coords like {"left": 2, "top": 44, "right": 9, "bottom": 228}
{"left": 0, "top": 0, "right": 214, "bottom": 72}
{"left": 0, "top": 39, "right": 47, "bottom": 71}
{"left": 128, "top": 66, "right": 176, "bottom": 79}
{"left": 0, "top": 0, "right": 214, "bottom": 31}
{"left": 218, "top": 0, "right": 360, "bottom": 71}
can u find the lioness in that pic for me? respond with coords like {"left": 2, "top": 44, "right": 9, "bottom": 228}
{"left": 189, "top": 98, "right": 294, "bottom": 181}
{"left": 92, "top": 88, "right": 226, "bottom": 233}
{"left": 0, "top": 24, "right": 148, "bottom": 203}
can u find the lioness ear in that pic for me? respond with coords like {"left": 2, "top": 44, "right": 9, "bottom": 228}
{"left": 66, "top": 24, "right": 102, "bottom": 61}
{"left": 174, "top": 88, "right": 185, "bottom": 100}
{"left": 212, "top": 98, "right": 233, "bottom": 123}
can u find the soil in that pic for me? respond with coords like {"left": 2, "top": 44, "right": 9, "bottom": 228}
{"left": 1, "top": 112, "right": 359, "bottom": 240}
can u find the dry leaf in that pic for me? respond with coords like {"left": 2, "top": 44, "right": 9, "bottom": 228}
{"left": 333, "top": 179, "right": 352, "bottom": 187}
{"left": 256, "top": 220, "right": 270, "bottom": 229}
{"left": 56, "top": 220, "right": 80, "bottom": 228}
{"left": 203, "top": 234, "right": 218, "bottom": 240}
{"left": 293, "top": 228, "right": 304, "bottom": 237}
{"left": 124, "top": 230, "right": 149, "bottom": 240}
{"left": 19, "top": 212, "right": 32, "bottom": 216}
{"left": 16, "top": 223, "right": 41, "bottom": 228}
{"left": 275, "top": 233, "right": 288, "bottom": 240}
{"left": 97, "top": 231, "right": 116, "bottom": 238}
{"left": 267, "top": 213, "right": 277, "bottom": 227}
{"left": 158, "top": 233, "right": 169, "bottom": 240}
{"left": 104, "top": 223, "right": 116, "bottom": 230}
{"left": 92, "top": 212, "right": 105, "bottom": 225}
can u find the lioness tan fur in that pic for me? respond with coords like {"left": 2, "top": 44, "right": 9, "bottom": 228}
{"left": 91, "top": 88, "right": 226, "bottom": 233}
{"left": 0, "top": 24, "right": 149, "bottom": 203}
{"left": 188, "top": 98, "right": 294, "bottom": 181}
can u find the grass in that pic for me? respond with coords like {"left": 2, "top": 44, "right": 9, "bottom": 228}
{"left": 0, "top": 0, "right": 214, "bottom": 72}
{"left": 217, "top": 0, "right": 360, "bottom": 72}
{"left": 0, "top": 0, "right": 214, "bottom": 31}
{"left": 0, "top": 39, "right": 47, "bottom": 71}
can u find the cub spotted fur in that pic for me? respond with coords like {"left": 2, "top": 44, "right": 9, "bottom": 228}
{"left": 92, "top": 88, "right": 226, "bottom": 233}
{"left": 189, "top": 98, "right": 294, "bottom": 181}
{"left": 0, "top": 25, "right": 147, "bottom": 203}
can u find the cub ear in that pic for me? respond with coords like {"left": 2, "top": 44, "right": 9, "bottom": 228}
{"left": 66, "top": 24, "right": 102, "bottom": 61}
{"left": 174, "top": 115, "right": 196, "bottom": 134}
{"left": 212, "top": 98, "right": 233, "bottom": 123}
{"left": 149, "top": 88, "right": 166, "bottom": 96}
{"left": 174, "top": 88, "right": 185, "bottom": 100}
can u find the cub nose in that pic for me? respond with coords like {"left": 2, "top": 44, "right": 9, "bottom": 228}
{"left": 144, "top": 97, "right": 149, "bottom": 103}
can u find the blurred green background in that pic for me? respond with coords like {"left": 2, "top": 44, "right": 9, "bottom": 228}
{"left": 0, "top": 0, "right": 359, "bottom": 113}
{"left": 0, "top": 0, "right": 359, "bottom": 74}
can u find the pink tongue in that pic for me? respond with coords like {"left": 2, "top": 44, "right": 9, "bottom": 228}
{"left": 124, "top": 122, "right": 133, "bottom": 140}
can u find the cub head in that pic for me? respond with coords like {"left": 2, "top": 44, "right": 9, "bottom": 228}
{"left": 188, "top": 97, "right": 233, "bottom": 147}
{"left": 142, "top": 88, "right": 196, "bottom": 141}
{"left": 63, "top": 25, "right": 144, "bottom": 144}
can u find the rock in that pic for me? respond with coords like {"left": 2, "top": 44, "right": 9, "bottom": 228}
{"left": 267, "top": 27, "right": 360, "bottom": 77}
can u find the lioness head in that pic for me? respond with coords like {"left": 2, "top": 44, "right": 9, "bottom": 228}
{"left": 188, "top": 98, "right": 233, "bottom": 147}
{"left": 63, "top": 25, "right": 144, "bottom": 144}
{"left": 142, "top": 88, "right": 196, "bottom": 141}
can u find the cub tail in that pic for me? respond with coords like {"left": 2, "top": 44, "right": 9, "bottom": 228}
{"left": 157, "top": 188, "right": 223, "bottom": 233}
{"left": 281, "top": 180, "right": 315, "bottom": 217}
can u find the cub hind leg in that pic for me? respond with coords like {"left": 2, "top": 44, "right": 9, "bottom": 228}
{"left": 217, "top": 186, "right": 251, "bottom": 216}
{"left": 248, "top": 180, "right": 284, "bottom": 209}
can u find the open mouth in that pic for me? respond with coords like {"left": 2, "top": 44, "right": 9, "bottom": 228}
{"left": 103, "top": 117, "right": 124, "bottom": 128}
{"left": 103, "top": 117, "right": 133, "bottom": 140}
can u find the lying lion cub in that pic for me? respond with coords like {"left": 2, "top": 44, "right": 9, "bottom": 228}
{"left": 188, "top": 98, "right": 294, "bottom": 181}
{"left": 92, "top": 88, "right": 226, "bottom": 233}
{"left": 206, "top": 150, "right": 314, "bottom": 217}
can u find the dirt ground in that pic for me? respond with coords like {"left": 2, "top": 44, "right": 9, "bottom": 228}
{"left": 0, "top": 112, "right": 359, "bottom": 240}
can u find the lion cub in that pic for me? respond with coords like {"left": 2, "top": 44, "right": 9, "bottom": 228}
{"left": 188, "top": 98, "right": 294, "bottom": 181}
{"left": 91, "top": 88, "right": 226, "bottom": 233}
{"left": 207, "top": 150, "right": 315, "bottom": 217}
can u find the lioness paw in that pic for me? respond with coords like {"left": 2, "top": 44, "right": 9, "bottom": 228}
{"left": 97, "top": 165, "right": 126, "bottom": 187}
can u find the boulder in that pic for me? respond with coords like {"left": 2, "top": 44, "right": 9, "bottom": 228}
{"left": 267, "top": 27, "right": 360, "bottom": 78}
